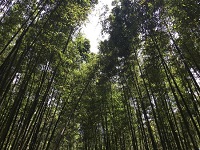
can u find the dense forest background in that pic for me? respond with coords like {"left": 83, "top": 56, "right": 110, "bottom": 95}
{"left": 0, "top": 0, "right": 200, "bottom": 149}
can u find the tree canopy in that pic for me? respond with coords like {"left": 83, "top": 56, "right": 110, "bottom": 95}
{"left": 0, "top": 0, "right": 200, "bottom": 149}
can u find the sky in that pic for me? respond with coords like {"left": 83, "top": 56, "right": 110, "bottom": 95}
{"left": 81, "top": 0, "right": 114, "bottom": 53}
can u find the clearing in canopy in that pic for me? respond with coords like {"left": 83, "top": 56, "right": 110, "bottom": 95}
{"left": 0, "top": 0, "right": 200, "bottom": 149}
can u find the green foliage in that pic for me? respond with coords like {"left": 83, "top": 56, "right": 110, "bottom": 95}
{"left": 0, "top": 0, "right": 200, "bottom": 149}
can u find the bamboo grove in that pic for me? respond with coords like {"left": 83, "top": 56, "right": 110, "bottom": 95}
{"left": 0, "top": 0, "right": 199, "bottom": 149}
